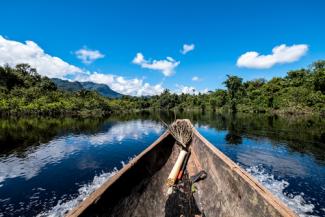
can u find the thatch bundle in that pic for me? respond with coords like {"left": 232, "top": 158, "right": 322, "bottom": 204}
{"left": 163, "top": 119, "right": 193, "bottom": 149}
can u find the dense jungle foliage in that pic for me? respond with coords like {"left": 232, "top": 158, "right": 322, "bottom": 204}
{"left": 0, "top": 64, "right": 111, "bottom": 116}
{"left": 0, "top": 60, "right": 324, "bottom": 116}
{"left": 111, "top": 60, "right": 325, "bottom": 115}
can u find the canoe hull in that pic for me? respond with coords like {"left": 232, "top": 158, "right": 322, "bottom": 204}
{"left": 68, "top": 132, "right": 176, "bottom": 217}
{"left": 67, "top": 122, "right": 296, "bottom": 217}
{"left": 189, "top": 128, "right": 295, "bottom": 217}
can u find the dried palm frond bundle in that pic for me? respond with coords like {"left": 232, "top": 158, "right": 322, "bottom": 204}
{"left": 162, "top": 119, "right": 193, "bottom": 149}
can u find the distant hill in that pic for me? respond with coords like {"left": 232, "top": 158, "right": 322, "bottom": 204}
{"left": 51, "top": 78, "right": 123, "bottom": 98}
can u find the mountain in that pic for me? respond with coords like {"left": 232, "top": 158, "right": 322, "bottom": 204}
{"left": 51, "top": 78, "right": 123, "bottom": 98}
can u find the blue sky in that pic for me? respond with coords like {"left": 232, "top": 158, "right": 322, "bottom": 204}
{"left": 0, "top": 0, "right": 324, "bottom": 95}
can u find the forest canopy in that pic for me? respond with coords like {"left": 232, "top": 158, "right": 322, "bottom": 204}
{"left": 0, "top": 60, "right": 324, "bottom": 116}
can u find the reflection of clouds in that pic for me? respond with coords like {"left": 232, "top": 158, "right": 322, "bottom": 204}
{"left": 88, "top": 120, "right": 163, "bottom": 145}
{"left": 0, "top": 120, "right": 163, "bottom": 184}
{"left": 0, "top": 138, "right": 79, "bottom": 183}
{"left": 238, "top": 149, "right": 306, "bottom": 177}
{"left": 77, "top": 156, "right": 100, "bottom": 170}
{"left": 195, "top": 123, "right": 210, "bottom": 129}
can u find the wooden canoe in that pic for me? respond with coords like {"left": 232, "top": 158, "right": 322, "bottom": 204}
{"left": 66, "top": 120, "right": 297, "bottom": 217}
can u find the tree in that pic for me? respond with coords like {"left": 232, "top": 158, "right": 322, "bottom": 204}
{"left": 16, "top": 63, "right": 37, "bottom": 76}
{"left": 39, "top": 77, "right": 57, "bottom": 91}
{"left": 223, "top": 75, "right": 243, "bottom": 113}
{"left": 311, "top": 60, "right": 325, "bottom": 93}
{"left": 158, "top": 89, "right": 179, "bottom": 110}
{"left": 0, "top": 65, "right": 23, "bottom": 90}
{"left": 209, "top": 98, "right": 217, "bottom": 112}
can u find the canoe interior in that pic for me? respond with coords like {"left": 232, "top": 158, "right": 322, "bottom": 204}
{"left": 68, "top": 129, "right": 296, "bottom": 217}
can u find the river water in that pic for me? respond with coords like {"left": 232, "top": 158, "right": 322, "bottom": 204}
{"left": 0, "top": 112, "right": 324, "bottom": 217}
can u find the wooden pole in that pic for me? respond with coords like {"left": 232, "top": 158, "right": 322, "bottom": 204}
{"left": 177, "top": 151, "right": 190, "bottom": 180}
{"left": 166, "top": 150, "right": 187, "bottom": 187}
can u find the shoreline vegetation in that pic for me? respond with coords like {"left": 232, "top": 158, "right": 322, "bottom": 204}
{"left": 0, "top": 60, "right": 324, "bottom": 117}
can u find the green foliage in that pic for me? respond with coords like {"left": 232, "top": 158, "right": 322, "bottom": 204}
{"left": 0, "top": 64, "right": 112, "bottom": 116}
{"left": 223, "top": 75, "right": 243, "bottom": 112}
{"left": 0, "top": 60, "right": 324, "bottom": 116}
{"left": 125, "top": 60, "right": 324, "bottom": 115}
{"left": 311, "top": 60, "right": 325, "bottom": 93}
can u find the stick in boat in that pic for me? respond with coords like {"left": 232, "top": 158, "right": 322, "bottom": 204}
{"left": 177, "top": 151, "right": 191, "bottom": 180}
{"left": 166, "top": 149, "right": 187, "bottom": 187}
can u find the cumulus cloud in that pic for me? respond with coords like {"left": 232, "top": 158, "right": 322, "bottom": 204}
{"left": 0, "top": 36, "right": 162, "bottom": 96}
{"left": 181, "top": 43, "right": 195, "bottom": 54}
{"left": 0, "top": 36, "right": 82, "bottom": 78}
{"left": 75, "top": 48, "right": 104, "bottom": 64}
{"left": 237, "top": 44, "right": 308, "bottom": 69}
{"left": 132, "top": 53, "right": 180, "bottom": 76}
{"left": 75, "top": 72, "right": 163, "bottom": 96}
{"left": 175, "top": 84, "right": 209, "bottom": 95}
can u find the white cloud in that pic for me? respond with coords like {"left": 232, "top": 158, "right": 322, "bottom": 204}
{"left": 132, "top": 52, "right": 180, "bottom": 76}
{"left": 181, "top": 43, "right": 195, "bottom": 55}
{"left": 75, "top": 48, "right": 104, "bottom": 64}
{"left": 177, "top": 85, "right": 195, "bottom": 94}
{"left": 132, "top": 52, "right": 145, "bottom": 64}
{"left": 192, "top": 76, "right": 200, "bottom": 81}
{"left": 175, "top": 84, "right": 209, "bottom": 95}
{"left": 76, "top": 72, "right": 163, "bottom": 96}
{"left": 0, "top": 36, "right": 163, "bottom": 96}
{"left": 237, "top": 44, "right": 308, "bottom": 69}
{"left": 0, "top": 35, "right": 82, "bottom": 78}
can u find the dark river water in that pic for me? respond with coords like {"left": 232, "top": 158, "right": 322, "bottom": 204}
{"left": 0, "top": 112, "right": 324, "bottom": 217}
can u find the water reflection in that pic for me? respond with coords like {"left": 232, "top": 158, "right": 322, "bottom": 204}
{"left": 0, "top": 137, "right": 79, "bottom": 183}
{"left": 225, "top": 133, "right": 242, "bottom": 145}
{"left": 88, "top": 120, "right": 163, "bottom": 145}
{"left": 0, "top": 120, "right": 163, "bottom": 184}
{"left": 176, "top": 111, "right": 325, "bottom": 163}
{"left": 0, "top": 118, "right": 105, "bottom": 155}
{"left": 224, "top": 114, "right": 243, "bottom": 145}
{"left": 0, "top": 118, "right": 164, "bottom": 216}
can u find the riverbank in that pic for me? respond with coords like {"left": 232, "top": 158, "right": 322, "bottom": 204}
{"left": 1, "top": 106, "right": 323, "bottom": 118}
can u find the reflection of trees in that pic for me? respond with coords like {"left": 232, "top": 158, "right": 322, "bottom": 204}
{"left": 0, "top": 114, "right": 163, "bottom": 156}
{"left": 1, "top": 111, "right": 324, "bottom": 163}
{"left": 225, "top": 133, "right": 242, "bottom": 145}
{"left": 225, "top": 115, "right": 243, "bottom": 145}
{"left": 0, "top": 118, "right": 110, "bottom": 156}
{"left": 160, "top": 111, "right": 325, "bottom": 163}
